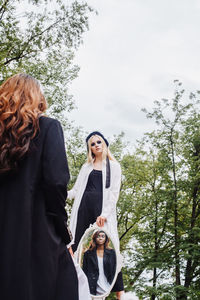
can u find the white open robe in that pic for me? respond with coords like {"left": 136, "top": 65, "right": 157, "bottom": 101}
{"left": 68, "top": 160, "right": 123, "bottom": 269}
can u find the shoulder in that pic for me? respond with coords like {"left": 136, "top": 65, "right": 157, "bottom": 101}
{"left": 80, "top": 162, "right": 92, "bottom": 172}
{"left": 110, "top": 160, "right": 121, "bottom": 172}
{"left": 109, "top": 249, "right": 116, "bottom": 259}
{"left": 84, "top": 249, "right": 92, "bottom": 256}
{"left": 39, "top": 117, "right": 64, "bottom": 142}
{"left": 104, "top": 248, "right": 116, "bottom": 258}
{"left": 39, "top": 116, "right": 61, "bottom": 130}
{"left": 32, "top": 116, "right": 62, "bottom": 144}
{"left": 105, "top": 248, "right": 115, "bottom": 254}
{"left": 81, "top": 162, "right": 89, "bottom": 169}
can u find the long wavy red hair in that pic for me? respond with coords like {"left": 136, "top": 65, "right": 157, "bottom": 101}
{"left": 0, "top": 73, "right": 47, "bottom": 173}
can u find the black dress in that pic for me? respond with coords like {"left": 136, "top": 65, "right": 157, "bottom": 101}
{"left": 72, "top": 169, "right": 103, "bottom": 252}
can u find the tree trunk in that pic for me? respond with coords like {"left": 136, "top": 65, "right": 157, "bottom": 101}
{"left": 184, "top": 189, "right": 197, "bottom": 290}
{"left": 151, "top": 177, "right": 158, "bottom": 300}
{"left": 170, "top": 130, "right": 181, "bottom": 299}
{"left": 151, "top": 267, "right": 157, "bottom": 300}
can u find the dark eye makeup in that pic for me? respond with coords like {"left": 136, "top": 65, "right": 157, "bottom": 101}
{"left": 91, "top": 140, "right": 102, "bottom": 147}
{"left": 97, "top": 234, "right": 106, "bottom": 238}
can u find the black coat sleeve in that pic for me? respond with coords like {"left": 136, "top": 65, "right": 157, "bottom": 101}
{"left": 82, "top": 251, "right": 88, "bottom": 276}
{"left": 104, "top": 249, "right": 116, "bottom": 284}
{"left": 42, "top": 119, "right": 71, "bottom": 245}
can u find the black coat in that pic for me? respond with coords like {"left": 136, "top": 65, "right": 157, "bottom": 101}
{"left": 0, "top": 117, "right": 78, "bottom": 300}
{"left": 82, "top": 248, "right": 116, "bottom": 295}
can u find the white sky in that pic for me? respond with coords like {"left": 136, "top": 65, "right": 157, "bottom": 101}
{"left": 68, "top": 0, "right": 200, "bottom": 145}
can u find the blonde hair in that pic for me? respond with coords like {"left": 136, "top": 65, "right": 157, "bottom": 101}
{"left": 86, "top": 134, "right": 116, "bottom": 163}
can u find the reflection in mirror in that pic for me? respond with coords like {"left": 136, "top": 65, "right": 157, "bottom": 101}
{"left": 77, "top": 226, "right": 117, "bottom": 297}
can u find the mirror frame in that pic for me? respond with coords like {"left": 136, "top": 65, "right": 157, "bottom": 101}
{"left": 75, "top": 223, "right": 122, "bottom": 300}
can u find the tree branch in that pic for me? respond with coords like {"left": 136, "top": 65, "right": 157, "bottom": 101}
{"left": 1, "top": 18, "right": 62, "bottom": 67}
{"left": 0, "top": 0, "right": 10, "bottom": 20}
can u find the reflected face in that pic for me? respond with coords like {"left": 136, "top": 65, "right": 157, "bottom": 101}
{"left": 96, "top": 232, "right": 106, "bottom": 245}
{"left": 90, "top": 136, "right": 103, "bottom": 156}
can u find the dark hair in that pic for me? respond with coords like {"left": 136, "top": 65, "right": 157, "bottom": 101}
{"left": 0, "top": 73, "right": 47, "bottom": 173}
{"left": 88, "top": 230, "right": 110, "bottom": 251}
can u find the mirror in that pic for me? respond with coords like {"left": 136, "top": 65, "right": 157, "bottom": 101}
{"left": 75, "top": 224, "right": 120, "bottom": 300}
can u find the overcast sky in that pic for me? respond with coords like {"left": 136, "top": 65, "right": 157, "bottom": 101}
{"left": 69, "top": 0, "right": 200, "bottom": 145}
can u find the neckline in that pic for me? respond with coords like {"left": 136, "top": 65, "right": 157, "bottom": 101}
{"left": 93, "top": 169, "right": 102, "bottom": 172}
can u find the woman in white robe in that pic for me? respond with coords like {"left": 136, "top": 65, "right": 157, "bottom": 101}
{"left": 68, "top": 131, "right": 124, "bottom": 299}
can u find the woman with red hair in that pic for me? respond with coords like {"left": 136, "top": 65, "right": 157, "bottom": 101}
{"left": 0, "top": 74, "right": 78, "bottom": 300}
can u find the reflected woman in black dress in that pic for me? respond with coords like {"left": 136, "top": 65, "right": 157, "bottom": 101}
{"left": 82, "top": 230, "right": 116, "bottom": 295}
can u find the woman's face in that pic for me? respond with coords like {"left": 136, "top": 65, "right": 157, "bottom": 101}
{"left": 90, "top": 136, "right": 103, "bottom": 156}
{"left": 96, "top": 232, "right": 106, "bottom": 246}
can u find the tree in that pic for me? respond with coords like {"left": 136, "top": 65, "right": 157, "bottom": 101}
{"left": 0, "top": 0, "right": 93, "bottom": 119}
{"left": 119, "top": 83, "right": 200, "bottom": 299}
{"left": 106, "top": 82, "right": 200, "bottom": 299}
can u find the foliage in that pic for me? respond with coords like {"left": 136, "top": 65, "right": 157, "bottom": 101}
{"left": 115, "top": 82, "right": 200, "bottom": 299}
{"left": 65, "top": 125, "right": 86, "bottom": 212}
{"left": 0, "top": 0, "right": 93, "bottom": 118}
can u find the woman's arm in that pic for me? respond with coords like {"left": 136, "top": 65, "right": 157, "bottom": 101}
{"left": 42, "top": 119, "right": 71, "bottom": 245}
{"left": 67, "top": 164, "right": 85, "bottom": 200}
{"left": 82, "top": 251, "right": 88, "bottom": 275}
